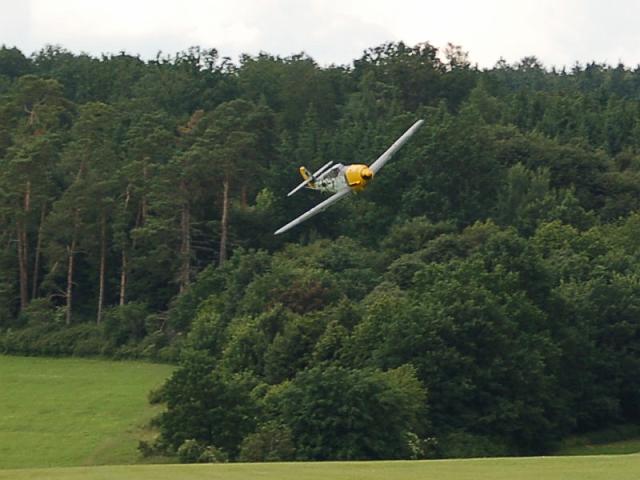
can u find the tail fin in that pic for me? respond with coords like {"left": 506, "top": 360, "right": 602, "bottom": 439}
{"left": 288, "top": 161, "right": 333, "bottom": 197}
{"left": 299, "top": 166, "right": 314, "bottom": 187}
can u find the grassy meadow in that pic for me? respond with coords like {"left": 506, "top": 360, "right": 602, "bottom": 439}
{"left": 555, "top": 425, "right": 640, "bottom": 456}
{"left": 0, "top": 455, "right": 639, "bottom": 480}
{"left": 0, "top": 355, "right": 174, "bottom": 469}
{"left": 1, "top": 355, "right": 639, "bottom": 480}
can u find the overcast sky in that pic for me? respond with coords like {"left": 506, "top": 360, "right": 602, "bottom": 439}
{"left": 1, "top": 0, "right": 639, "bottom": 69}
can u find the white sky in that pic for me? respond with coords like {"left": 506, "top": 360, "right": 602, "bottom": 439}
{"left": 1, "top": 0, "right": 639, "bottom": 69}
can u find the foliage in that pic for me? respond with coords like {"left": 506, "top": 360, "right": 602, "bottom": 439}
{"left": 176, "top": 439, "right": 228, "bottom": 463}
{"left": 263, "top": 364, "right": 426, "bottom": 460}
{"left": 103, "top": 302, "right": 151, "bottom": 348}
{"left": 3, "top": 42, "right": 640, "bottom": 461}
{"left": 155, "top": 352, "right": 257, "bottom": 457}
{"left": 238, "top": 422, "right": 296, "bottom": 462}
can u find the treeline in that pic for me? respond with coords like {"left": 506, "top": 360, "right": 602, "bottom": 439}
{"left": 1, "top": 42, "right": 640, "bottom": 459}
{"left": 150, "top": 217, "right": 640, "bottom": 461}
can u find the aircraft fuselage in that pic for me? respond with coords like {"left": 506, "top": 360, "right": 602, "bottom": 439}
{"left": 312, "top": 163, "right": 374, "bottom": 193}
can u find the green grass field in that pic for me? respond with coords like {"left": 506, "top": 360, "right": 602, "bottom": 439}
{"left": 557, "top": 438, "right": 640, "bottom": 456}
{"left": 0, "top": 355, "right": 174, "bottom": 469}
{"left": 0, "top": 455, "right": 639, "bottom": 480}
{"left": 556, "top": 425, "right": 640, "bottom": 456}
{"left": 2, "top": 355, "right": 640, "bottom": 479}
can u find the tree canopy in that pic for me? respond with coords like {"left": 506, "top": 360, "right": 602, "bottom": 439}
{"left": 2, "top": 42, "right": 640, "bottom": 460}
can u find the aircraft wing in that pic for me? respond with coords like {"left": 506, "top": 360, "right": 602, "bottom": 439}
{"left": 369, "top": 119, "right": 424, "bottom": 174}
{"left": 274, "top": 188, "right": 352, "bottom": 235}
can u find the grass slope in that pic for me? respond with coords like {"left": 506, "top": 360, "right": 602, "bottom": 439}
{"left": 0, "top": 355, "right": 174, "bottom": 469}
{"left": 556, "top": 425, "right": 640, "bottom": 456}
{"left": 0, "top": 455, "right": 639, "bottom": 480}
{"left": 557, "top": 438, "right": 640, "bottom": 456}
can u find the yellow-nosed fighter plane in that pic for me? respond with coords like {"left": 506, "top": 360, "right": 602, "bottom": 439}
{"left": 274, "top": 119, "right": 424, "bottom": 235}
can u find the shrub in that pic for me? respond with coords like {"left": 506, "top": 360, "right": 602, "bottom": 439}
{"left": 176, "top": 439, "right": 228, "bottom": 463}
{"left": 137, "top": 440, "right": 155, "bottom": 458}
{"left": 436, "top": 432, "right": 512, "bottom": 458}
{"left": 266, "top": 364, "right": 427, "bottom": 460}
{"left": 18, "top": 298, "right": 56, "bottom": 326}
{"left": 148, "top": 385, "right": 165, "bottom": 405}
{"left": 0, "top": 322, "right": 103, "bottom": 356}
{"left": 157, "top": 361, "right": 258, "bottom": 458}
{"left": 177, "top": 439, "right": 204, "bottom": 463}
{"left": 103, "top": 302, "right": 150, "bottom": 348}
{"left": 198, "top": 446, "right": 229, "bottom": 463}
{"left": 73, "top": 335, "right": 105, "bottom": 356}
{"left": 238, "top": 422, "right": 296, "bottom": 462}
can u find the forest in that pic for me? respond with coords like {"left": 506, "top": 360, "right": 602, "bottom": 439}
{"left": 1, "top": 41, "right": 640, "bottom": 461}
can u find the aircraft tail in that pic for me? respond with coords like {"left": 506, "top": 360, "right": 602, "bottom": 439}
{"left": 299, "top": 166, "right": 314, "bottom": 187}
{"left": 287, "top": 161, "right": 333, "bottom": 197}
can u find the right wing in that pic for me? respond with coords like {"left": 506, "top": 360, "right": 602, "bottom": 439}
{"left": 369, "top": 119, "right": 424, "bottom": 174}
{"left": 274, "top": 188, "right": 352, "bottom": 235}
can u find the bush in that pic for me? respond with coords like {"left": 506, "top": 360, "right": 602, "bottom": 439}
{"left": 198, "top": 446, "right": 229, "bottom": 463}
{"left": 73, "top": 335, "right": 105, "bottom": 356}
{"left": 238, "top": 422, "right": 296, "bottom": 462}
{"left": 266, "top": 364, "right": 427, "bottom": 460}
{"left": 177, "top": 439, "right": 204, "bottom": 463}
{"left": 18, "top": 298, "right": 56, "bottom": 326}
{"left": 148, "top": 385, "right": 165, "bottom": 405}
{"left": 137, "top": 440, "right": 155, "bottom": 458}
{"left": 176, "top": 440, "right": 228, "bottom": 463}
{"left": 435, "top": 432, "right": 512, "bottom": 458}
{"left": 156, "top": 343, "right": 181, "bottom": 363}
{"left": 137, "top": 330, "right": 170, "bottom": 358}
{"left": 0, "top": 322, "right": 103, "bottom": 356}
{"left": 103, "top": 302, "right": 150, "bottom": 348}
{"left": 156, "top": 361, "right": 258, "bottom": 458}
{"left": 405, "top": 432, "right": 437, "bottom": 460}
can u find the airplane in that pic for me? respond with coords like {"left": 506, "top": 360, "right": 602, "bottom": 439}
{"left": 274, "top": 119, "right": 424, "bottom": 235}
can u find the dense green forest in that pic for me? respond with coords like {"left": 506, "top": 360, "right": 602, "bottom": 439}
{"left": 1, "top": 41, "right": 640, "bottom": 461}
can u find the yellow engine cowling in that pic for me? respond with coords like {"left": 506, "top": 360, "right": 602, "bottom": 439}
{"left": 344, "top": 164, "right": 374, "bottom": 191}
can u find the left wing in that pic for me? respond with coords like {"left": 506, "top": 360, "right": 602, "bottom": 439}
{"left": 369, "top": 119, "right": 424, "bottom": 174}
{"left": 274, "top": 188, "right": 352, "bottom": 235}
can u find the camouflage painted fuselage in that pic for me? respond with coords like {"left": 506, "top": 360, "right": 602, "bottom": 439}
{"left": 310, "top": 163, "right": 374, "bottom": 193}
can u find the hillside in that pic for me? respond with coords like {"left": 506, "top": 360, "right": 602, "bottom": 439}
{"left": 0, "top": 355, "right": 173, "bottom": 469}
{"left": 2, "top": 43, "right": 640, "bottom": 461}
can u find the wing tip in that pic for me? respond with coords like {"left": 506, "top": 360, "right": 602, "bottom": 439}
{"left": 274, "top": 188, "right": 351, "bottom": 236}
{"left": 274, "top": 224, "right": 294, "bottom": 235}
